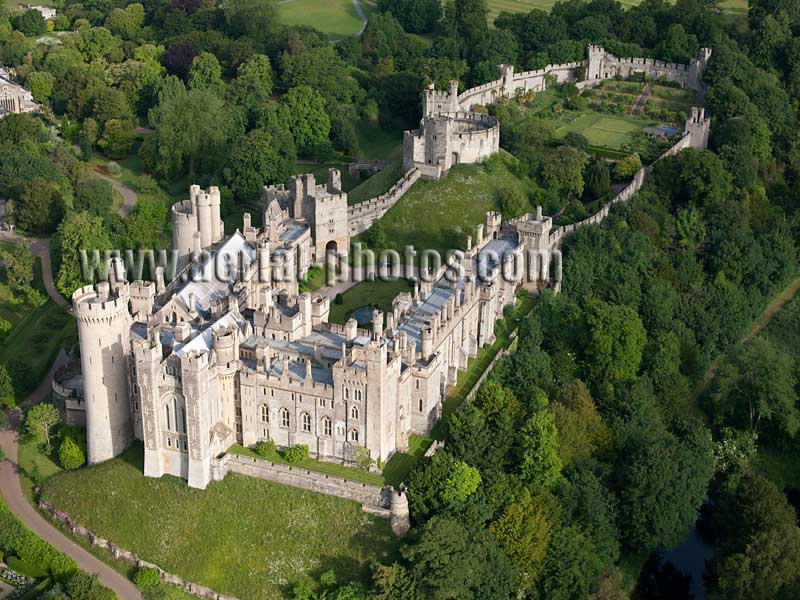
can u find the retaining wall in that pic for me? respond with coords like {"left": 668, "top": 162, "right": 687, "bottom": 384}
{"left": 347, "top": 168, "right": 421, "bottom": 235}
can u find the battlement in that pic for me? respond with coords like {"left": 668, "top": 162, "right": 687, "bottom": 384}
{"left": 72, "top": 283, "right": 129, "bottom": 321}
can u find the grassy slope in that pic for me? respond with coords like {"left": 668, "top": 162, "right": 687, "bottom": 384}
{"left": 348, "top": 162, "right": 403, "bottom": 205}
{"left": 365, "top": 153, "right": 529, "bottom": 256}
{"left": 41, "top": 445, "right": 396, "bottom": 600}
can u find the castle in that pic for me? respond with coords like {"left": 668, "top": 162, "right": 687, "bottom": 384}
{"left": 71, "top": 170, "right": 527, "bottom": 489}
{"left": 403, "top": 45, "right": 711, "bottom": 180}
{"left": 0, "top": 68, "right": 38, "bottom": 118}
{"left": 65, "top": 44, "right": 712, "bottom": 491}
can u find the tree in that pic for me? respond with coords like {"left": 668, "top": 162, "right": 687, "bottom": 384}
{"left": 147, "top": 82, "right": 232, "bottom": 178}
{"left": 406, "top": 452, "right": 481, "bottom": 520}
{"left": 618, "top": 424, "right": 714, "bottom": 552}
{"left": 378, "top": 0, "right": 441, "bottom": 33}
{"left": 16, "top": 178, "right": 64, "bottom": 234}
{"left": 231, "top": 54, "right": 273, "bottom": 123}
{"left": 543, "top": 146, "right": 588, "bottom": 197}
{"left": 369, "top": 562, "right": 419, "bottom": 600}
{"left": 539, "top": 526, "right": 603, "bottom": 600}
{"left": 26, "top": 71, "right": 55, "bottom": 104}
{"left": 440, "top": 460, "right": 481, "bottom": 507}
{"left": 584, "top": 159, "right": 611, "bottom": 200}
{"left": 25, "top": 403, "right": 60, "bottom": 454}
{"left": 223, "top": 127, "right": 296, "bottom": 201}
{"left": 79, "top": 118, "right": 99, "bottom": 157}
{"left": 582, "top": 299, "right": 647, "bottom": 384}
{"left": 75, "top": 177, "right": 114, "bottom": 216}
{"left": 188, "top": 52, "right": 224, "bottom": 95}
{"left": 552, "top": 380, "right": 611, "bottom": 466}
{"left": 58, "top": 436, "right": 85, "bottom": 470}
{"left": 104, "top": 3, "right": 144, "bottom": 40}
{"left": 225, "top": 0, "right": 278, "bottom": 43}
{"left": 517, "top": 409, "right": 562, "bottom": 488}
{"left": 98, "top": 119, "right": 136, "bottom": 159}
{"left": 0, "top": 244, "right": 34, "bottom": 294}
{"left": 709, "top": 337, "right": 798, "bottom": 438}
{"left": 498, "top": 188, "right": 527, "bottom": 217}
{"left": 0, "top": 364, "right": 14, "bottom": 407}
{"left": 489, "top": 489, "right": 556, "bottom": 591}
{"left": 277, "top": 86, "right": 331, "bottom": 153}
{"left": 614, "top": 154, "right": 642, "bottom": 179}
{"left": 54, "top": 211, "right": 113, "bottom": 298}
{"left": 12, "top": 9, "right": 46, "bottom": 36}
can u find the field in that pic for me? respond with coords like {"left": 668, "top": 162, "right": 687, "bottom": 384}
{"left": 41, "top": 445, "right": 396, "bottom": 600}
{"left": 546, "top": 112, "right": 650, "bottom": 149}
{"left": 487, "top": 0, "right": 748, "bottom": 22}
{"left": 277, "top": 0, "right": 369, "bottom": 39}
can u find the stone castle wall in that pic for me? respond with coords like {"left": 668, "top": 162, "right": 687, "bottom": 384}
{"left": 347, "top": 168, "right": 422, "bottom": 234}
{"left": 549, "top": 111, "right": 705, "bottom": 247}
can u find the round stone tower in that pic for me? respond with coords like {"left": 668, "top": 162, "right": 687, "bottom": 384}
{"left": 72, "top": 281, "right": 133, "bottom": 464}
{"left": 390, "top": 488, "right": 411, "bottom": 536}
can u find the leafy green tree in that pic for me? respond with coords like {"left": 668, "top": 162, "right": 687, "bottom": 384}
{"left": 709, "top": 337, "right": 798, "bottom": 438}
{"left": 613, "top": 154, "right": 642, "bottom": 179}
{"left": 552, "top": 380, "right": 612, "bottom": 466}
{"left": 231, "top": 54, "right": 273, "bottom": 123}
{"left": 584, "top": 159, "right": 611, "bottom": 200}
{"left": 223, "top": 127, "right": 296, "bottom": 201}
{"left": 378, "top": 0, "right": 441, "bottom": 33}
{"left": 404, "top": 515, "right": 515, "bottom": 600}
{"left": 92, "top": 87, "right": 132, "bottom": 125}
{"left": 543, "top": 146, "right": 588, "bottom": 197}
{"left": 406, "top": 452, "right": 481, "bottom": 520}
{"left": 0, "top": 364, "right": 14, "bottom": 407}
{"left": 12, "top": 9, "right": 45, "bottom": 35}
{"left": 98, "top": 119, "right": 136, "bottom": 159}
{"left": 277, "top": 86, "right": 331, "bottom": 153}
{"left": 369, "top": 562, "right": 419, "bottom": 600}
{"left": 582, "top": 299, "right": 646, "bottom": 384}
{"left": 538, "top": 526, "right": 603, "bottom": 600}
{"left": 225, "top": 0, "right": 278, "bottom": 44}
{"left": 618, "top": 424, "right": 714, "bottom": 552}
{"left": 54, "top": 211, "right": 113, "bottom": 298}
{"left": 0, "top": 243, "right": 34, "bottom": 293}
{"left": 280, "top": 46, "right": 362, "bottom": 106}
{"left": 517, "top": 408, "right": 562, "bottom": 488}
{"left": 58, "top": 436, "right": 85, "bottom": 470}
{"left": 79, "top": 118, "right": 99, "bottom": 158}
{"left": 440, "top": 460, "right": 481, "bottom": 506}
{"left": 104, "top": 3, "right": 144, "bottom": 40}
{"left": 26, "top": 71, "right": 55, "bottom": 104}
{"left": 25, "top": 402, "right": 60, "bottom": 454}
{"left": 16, "top": 178, "right": 64, "bottom": 234}
{"left": 75, "top": 177, "right": 114, "bottom": 216}
{"left": 489, "top": 489, "right": 556, "bottom": 591}
{"left": 188, "top": 52, "right": 224, "bottom": 96}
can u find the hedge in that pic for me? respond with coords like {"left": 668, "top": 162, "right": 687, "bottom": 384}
{"left": 0, "top": 503, "right": 77, "bottom": 577}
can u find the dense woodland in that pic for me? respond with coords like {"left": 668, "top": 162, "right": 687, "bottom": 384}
{"left": 2, "top": 0, "right": 800, "bottom": 598}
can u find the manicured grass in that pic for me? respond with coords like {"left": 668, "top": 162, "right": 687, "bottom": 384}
{"left": 299, "top": 265, "right": 327, "bottom": 293}
{"left": 487, "top": 0, "right": 748, "bottom": 22}
{"left": 277, "top": 0, "right": 365, "bottom": 39}
{"left": 365, "top": 153, "right": 529, "bottom": 256}
{"left": 41, "top": 445, "right": 396, "bottom": 600}
{"left": 348, "top": 162, "right": 402, "bottom": 205}
{"left": 228, "top": 444, "right": 385, "bottom": 486}
{"left": 543, "top": 111, "right": 659, "bottom": 149}
{"left": 328, "top": 279, "right": 413, "bottom": 324}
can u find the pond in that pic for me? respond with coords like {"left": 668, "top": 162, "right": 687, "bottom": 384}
{"left": 350, "top": 306, "right": 377, "bottom": 325}
{"left": 634, "top": 528, "right": 714, "bottom": 600}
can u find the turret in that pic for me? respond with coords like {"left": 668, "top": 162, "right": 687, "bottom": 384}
{"left": 327, "top": 168, "right": 342, "bottom": 194}
{"left": 485, "top": 211, "right": 502, "bottom": 240}
{"left": 209, "top": 186, "right": 222, "bottom": 243}
{"left": 72, "top": 279, "right": 133, "bottom": 464}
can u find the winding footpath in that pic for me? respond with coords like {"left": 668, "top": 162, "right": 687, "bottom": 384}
{"left": 0, "top": 357, "right": 144, "bottom": 599}
{"left": 101, "top": 174, "right": 138, "bottom": 218}
{"left": 0, "top": 232, "right": 69, "bottom": 309}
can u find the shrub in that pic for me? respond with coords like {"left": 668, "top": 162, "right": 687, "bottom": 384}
{"left": 105, "top": 161, "right": 122, "bottom": 175}
{"left": 133, "top": 566, "right": 161, "bottom": 587}
{"left": 58, "top": 437, "right": 85, "bottom": 470}
{"left": 334, "top": 293, "right": 343, "bottom": 305}
{"left": 254, "top": 439, "right": 277, "bottom": 459}
{"left": 283, "top": 444, "right": 309, "bottom": 463}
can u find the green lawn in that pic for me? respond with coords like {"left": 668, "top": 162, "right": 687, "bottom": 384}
{"left": 382, "top": 433, "right": 432, "bottom": 488}
{"left": 328, "top": 279, "right": 413, "bottom": 324}
{"left": 364, "top": 153, "right": 529, "bottom": 256}
{"left": 41, "top": 445, "right": 396, "bottom": 600}
{"left": 229, "top": 444, "right": 385, "bottom": 486}
{"left": 354, "top": 121, "right": 404, "bottom": 161}
{"left": 487, "top": 0, "right": 748, "bottom": 21}
{"left": 16, "top": 435, "right": 63, "bottom": 500}
{"left": 277, "top": 0, "right": 366, "bottom": 39}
